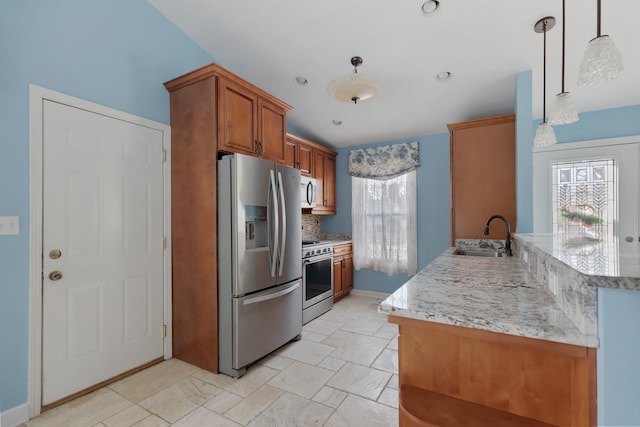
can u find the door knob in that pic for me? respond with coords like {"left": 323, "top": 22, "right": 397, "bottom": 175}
{"left": 49, "top": 249, "right": 62, "bottom": 259}
{"left": 48, "top": 271, "right": 63, "bottom": 281}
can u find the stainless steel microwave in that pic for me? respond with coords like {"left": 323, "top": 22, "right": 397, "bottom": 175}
{"left": 301, "top": 176, "right": 317, "bottom": 208}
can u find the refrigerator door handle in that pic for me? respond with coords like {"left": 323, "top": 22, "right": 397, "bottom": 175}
{"left": 277, "top": 172, "right": 286, "bottom": 276}
{"left": 242, "top": 281, "right": 300, "bottom": 305}
{"left": 269, "top": 170, "right": 279, "bottom": 277}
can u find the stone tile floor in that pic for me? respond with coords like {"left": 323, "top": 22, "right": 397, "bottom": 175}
{"left": 24, "top": 295, "right": 399, "bottom": 426}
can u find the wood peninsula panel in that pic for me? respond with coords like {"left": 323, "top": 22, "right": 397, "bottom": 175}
{"left": 448, "top": 114, "right": 516, "bottom": 245}
{"left": 389, "top": 315, "right": 596, "bottom": 427}
{"left": 166, "top": 76, "right": 219, "bottom": 373}
{"left": 400, "top": 385, "right": 556, "bottom": 427}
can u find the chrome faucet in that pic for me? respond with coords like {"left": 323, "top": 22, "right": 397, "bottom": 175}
{"left": 483, "top": 215, "right": 512, "bottom": 256}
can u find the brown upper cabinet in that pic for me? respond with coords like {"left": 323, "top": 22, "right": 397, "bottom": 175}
{"left": 312, "top": 149, "right": 337, "bottom": 215}
{"left": 285, "top": 133, "right": 314, "bottom": 177}
{"left": 448, "top": 115, "right": 516, "bottom": 245}
{"left": 286, "top": 132, "right": 338, "bottom": 215}
{"left": 217, "top": 72, "right": 291, "bottom": 162}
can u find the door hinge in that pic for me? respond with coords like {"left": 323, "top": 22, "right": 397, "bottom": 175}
{"left": 162, "top": 149, "right": 167, "bottom": 163}
{"left": 162, "top": 237, "right": 167, "bottom": 250}
{"left": 162, "top": 324, "right": 167, "bottom": 338}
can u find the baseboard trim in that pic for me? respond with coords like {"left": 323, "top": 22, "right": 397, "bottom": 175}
{"left": 1, "top": 403, "right": 29, "bottom": 427}
{"left": 350, "top": 289, "right": 390, "bottom": 299}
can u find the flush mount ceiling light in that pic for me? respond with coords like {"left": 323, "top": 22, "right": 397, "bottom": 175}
{"left": 533, "top": 17, "right": 557, "bottom": 147}
{"left": 421, "top": 0, "right": 439, "bottom": 14}
{"left": 294, "top": 76, "right": 309, "bottom": 86}
{"left": 577, "top": 0, "right": 623, "bottom": 85}
{"left": 327, "top": 56, "right": 380, "bottom": 104}
{"left": 549, "top": 0, "right": 579, "bottom": 125}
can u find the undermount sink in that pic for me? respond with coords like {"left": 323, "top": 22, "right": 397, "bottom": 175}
{"left": 453, "top": 249, "right": 503, "bottom": 257}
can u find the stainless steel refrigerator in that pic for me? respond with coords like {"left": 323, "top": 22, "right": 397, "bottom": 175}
{"left": 218, "top": 154, "right": 302, "bottom": 377}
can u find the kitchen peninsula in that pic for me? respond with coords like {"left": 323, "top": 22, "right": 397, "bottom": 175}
{"left": 380, "top": 234, "right": 640, "bottom": 427}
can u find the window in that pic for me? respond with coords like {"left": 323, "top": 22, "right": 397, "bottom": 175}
{"left": 352, "top": 170, "right": 417, "bottom": 275}
{"left": 551, "top": 159, "right": 617, "bottom": 274}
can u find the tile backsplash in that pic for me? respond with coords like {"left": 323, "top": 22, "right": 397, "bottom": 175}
{"left": 301, "top": 214, "right": 352, "bottom": 242}
{"left": 302, "top": 214, "right": 321, "bottom": 240}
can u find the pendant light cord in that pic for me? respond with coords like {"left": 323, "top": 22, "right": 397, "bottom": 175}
{"left": 561, "top": 0, "right": 566, "bottom": 93}
{"left": 597, "top": 0, "right": 602, "bottom": 37}
{"left": 543, "top": 19, "right": 547, "bottom": 123}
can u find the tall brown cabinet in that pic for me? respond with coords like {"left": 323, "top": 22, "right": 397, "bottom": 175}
{"left": 164, "top": 63, "right": 291, "bottom": 373}
{"left": 448, "top": 115, "right": 516, "bottom": 245}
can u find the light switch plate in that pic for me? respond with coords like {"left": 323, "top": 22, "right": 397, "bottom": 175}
{"left": 0, "top": 216, "right": 20, "bottom": 235}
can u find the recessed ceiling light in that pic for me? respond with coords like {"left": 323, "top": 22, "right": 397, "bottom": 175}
{"left": 294, "top": 76, "right": 309, "bottom": 86}
{"left": 436, "top": 71, "right": 452, "bottom": 81}
{"left": 331, "top": 119, "right": 343, "bottom": 126}
{"left": 422, "top": 0, "right": 440, "bottom": 14}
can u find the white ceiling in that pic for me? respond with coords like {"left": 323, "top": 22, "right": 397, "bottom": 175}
{"left": 149, "top": 0, "right": 640, "bottom": 148}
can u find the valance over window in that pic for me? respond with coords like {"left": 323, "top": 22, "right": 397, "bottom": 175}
{"left": 348, "top": 141, "right": 420, "bottom": 180}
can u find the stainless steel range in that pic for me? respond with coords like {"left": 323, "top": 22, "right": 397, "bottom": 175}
{"left": 302, "top": 241, "right": 333, "bottom": 324}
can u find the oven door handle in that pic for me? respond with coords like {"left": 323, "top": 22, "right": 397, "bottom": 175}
{"left": 303, "top": 254, "right": 333, "bottom": 265}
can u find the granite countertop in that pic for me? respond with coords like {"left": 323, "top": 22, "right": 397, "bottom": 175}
{"left": 515, "top": 233, "right": 640, "bottom": 288}
{"left": 379, "top": 248, "right": 598, "bottom": 347}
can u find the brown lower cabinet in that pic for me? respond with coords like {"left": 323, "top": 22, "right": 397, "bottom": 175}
{"left": 333, "top": 242, "right": 353, "bottom": 302}
{"left": 389, "top": 315, "right": 596, "bottom": 427}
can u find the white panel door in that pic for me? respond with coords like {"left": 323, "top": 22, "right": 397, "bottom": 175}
{"left": 533, "top": 139, "right": 639, "bottom": 253}
{"left": 42, "top": 100, "right": 165, "bottom": 405}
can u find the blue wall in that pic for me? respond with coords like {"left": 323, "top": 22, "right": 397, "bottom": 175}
{"left": 0, "top": 0, "right": 213, "bottom": 413}
{"left": 322, "top": 134, "right": 451, "bottom": 294}
{"left": 515, "top": 71, "right": 534, "bottom": 233}
{"left": 598, "top": 288, "right": 640, "bottom": 426}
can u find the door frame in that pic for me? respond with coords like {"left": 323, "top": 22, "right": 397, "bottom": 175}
{"left": 28, "top": 85, "right": 173, "bottom": 418}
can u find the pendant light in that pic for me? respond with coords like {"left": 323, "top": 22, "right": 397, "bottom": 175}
{"left": 549, "top": 0, "right": 579, "bottom": 125}
{"left": 577, "top": 0, "right": 624, "bottom": 85}
{"left": 534, "top": 17, "right": 557, "bottom": 147}
{"left": 327, "top": 56, "right": 380, "bottom": 104}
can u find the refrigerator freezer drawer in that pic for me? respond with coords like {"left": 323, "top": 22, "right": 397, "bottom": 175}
{"left": 233, "top": 280, "right": 302, "bottom": 370}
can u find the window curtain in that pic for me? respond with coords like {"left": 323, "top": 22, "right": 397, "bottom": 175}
{"left": 349, "top": 142, "right": 419, "bottom": 275}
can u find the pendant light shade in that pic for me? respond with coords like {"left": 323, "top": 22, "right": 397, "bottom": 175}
{"left": 534, "top": 122, "right": 557, "bottom": 147}
{"left": 549, "top": 0, "right": 579, "bottom": 125}
{"left": 577, "top": 0, "right": 624, "bottom": 86}
{"left": 549, "top": 92, "right": 579, "bottom": 125}
{"left": 533, "top": 17, "right": 557, "bottom": 148}
{"left": 577, "top": 35, "right": 624, "bottom": 85}
{"left": 327, "top": 56, "right": 380, "bottom": 104}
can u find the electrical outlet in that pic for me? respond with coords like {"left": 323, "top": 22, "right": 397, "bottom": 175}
{"left": 0, "top": 216, "right": 20, "bottom": 235}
